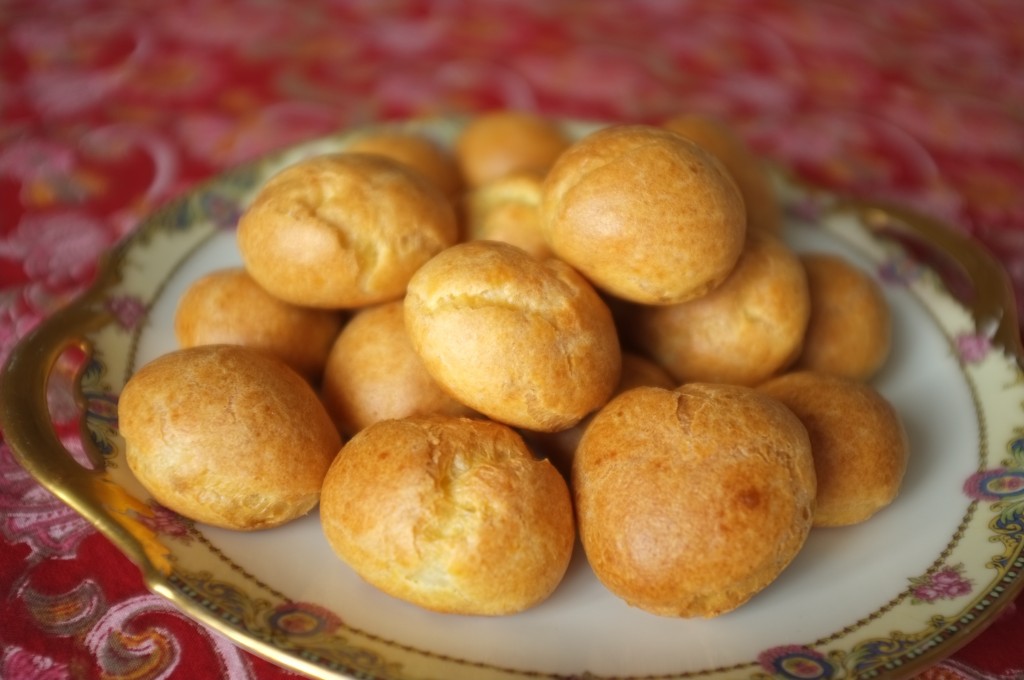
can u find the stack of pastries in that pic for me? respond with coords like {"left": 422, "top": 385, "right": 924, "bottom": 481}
{"left": 117, "top": 111, "right": 908, "bottom": 618}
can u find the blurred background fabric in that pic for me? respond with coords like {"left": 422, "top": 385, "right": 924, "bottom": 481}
{"left": 2, "top": 1, "right": 1023, "bottom": 678}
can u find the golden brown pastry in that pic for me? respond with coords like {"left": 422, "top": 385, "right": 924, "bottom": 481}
{"left": 404, "top": 240, "right": 621, "bottom": 432}
{"left": 345, "top": 129, "right": 463, "bottom": 202}
{"left": 758, "top": 371, "right": 909, "bottom": 527}
{"left": 624, "top": 232, "right": 810, "bottom": 385}
{"left": 455, "top": 110, "right": 570, "bottom": 188}
{"left": 174, "top": 267, "right": 343, "bottom": 382}
{"left": 320, "top": 300, "right": 474, "bottom": 437}
{"left": 794, "top": 252, "right": 892, "bottom": 381}
{"left": 573, "top": 384, "right": 816, "bottom": 617}
{"left": 528, "top": 351, "right": 676, "bottom": 477}
{"left": 320, "top": 415, "right": 575, "bottom": 615}
{"left": 237, "top": 153, "right": 458, "bottom": 309}
{"left": 662, "top": 113, "right": 782, "bottom": 235}
{"left": 540, "top": 124, "right": 747, "bottom": 305}
{"left": 118, "top": 345, "right": 342, "bottom": 530}
{"left": 462, "top": 172, "right": 553, "bottom": 260}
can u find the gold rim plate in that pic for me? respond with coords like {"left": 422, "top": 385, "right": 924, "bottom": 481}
{"left": 3, "top": 118, "right": 1023, "bottom": 680}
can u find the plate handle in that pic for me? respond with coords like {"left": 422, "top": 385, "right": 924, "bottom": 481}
{"left": 853, "top": 200, "right": 1024, "bottom": 366}
{"left": 0, "top": 296, "right": 173, "bottom": 578}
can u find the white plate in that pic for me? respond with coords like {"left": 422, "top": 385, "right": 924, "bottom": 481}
{"left": 3, "top": 118, "right": 1023, "bottom": 680}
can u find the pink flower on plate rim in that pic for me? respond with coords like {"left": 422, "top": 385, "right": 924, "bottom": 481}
{"left": 909, "top": 563, "right": 973, "bottom": 604}
{"left": 105, "top": 295, "right": 147, "bottom": 331}
{"left": 955, "top": 330, "right": 993, "bottom": 364}
{"left": 130, "top": 502, "right": 194, "bottom": 545}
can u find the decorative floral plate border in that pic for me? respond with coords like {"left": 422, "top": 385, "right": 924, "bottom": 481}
{"left": 2, "top": 118, "right": 1022, "bottom": 680}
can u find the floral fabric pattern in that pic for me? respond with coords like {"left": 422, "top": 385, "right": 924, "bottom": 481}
{"left": 2, "top": 1, "right": 1023, "bottom": 678}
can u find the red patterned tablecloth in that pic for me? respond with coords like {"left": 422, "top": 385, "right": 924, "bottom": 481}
{"left": 2, "top": 1, "right": 1024, "bottom": 678}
